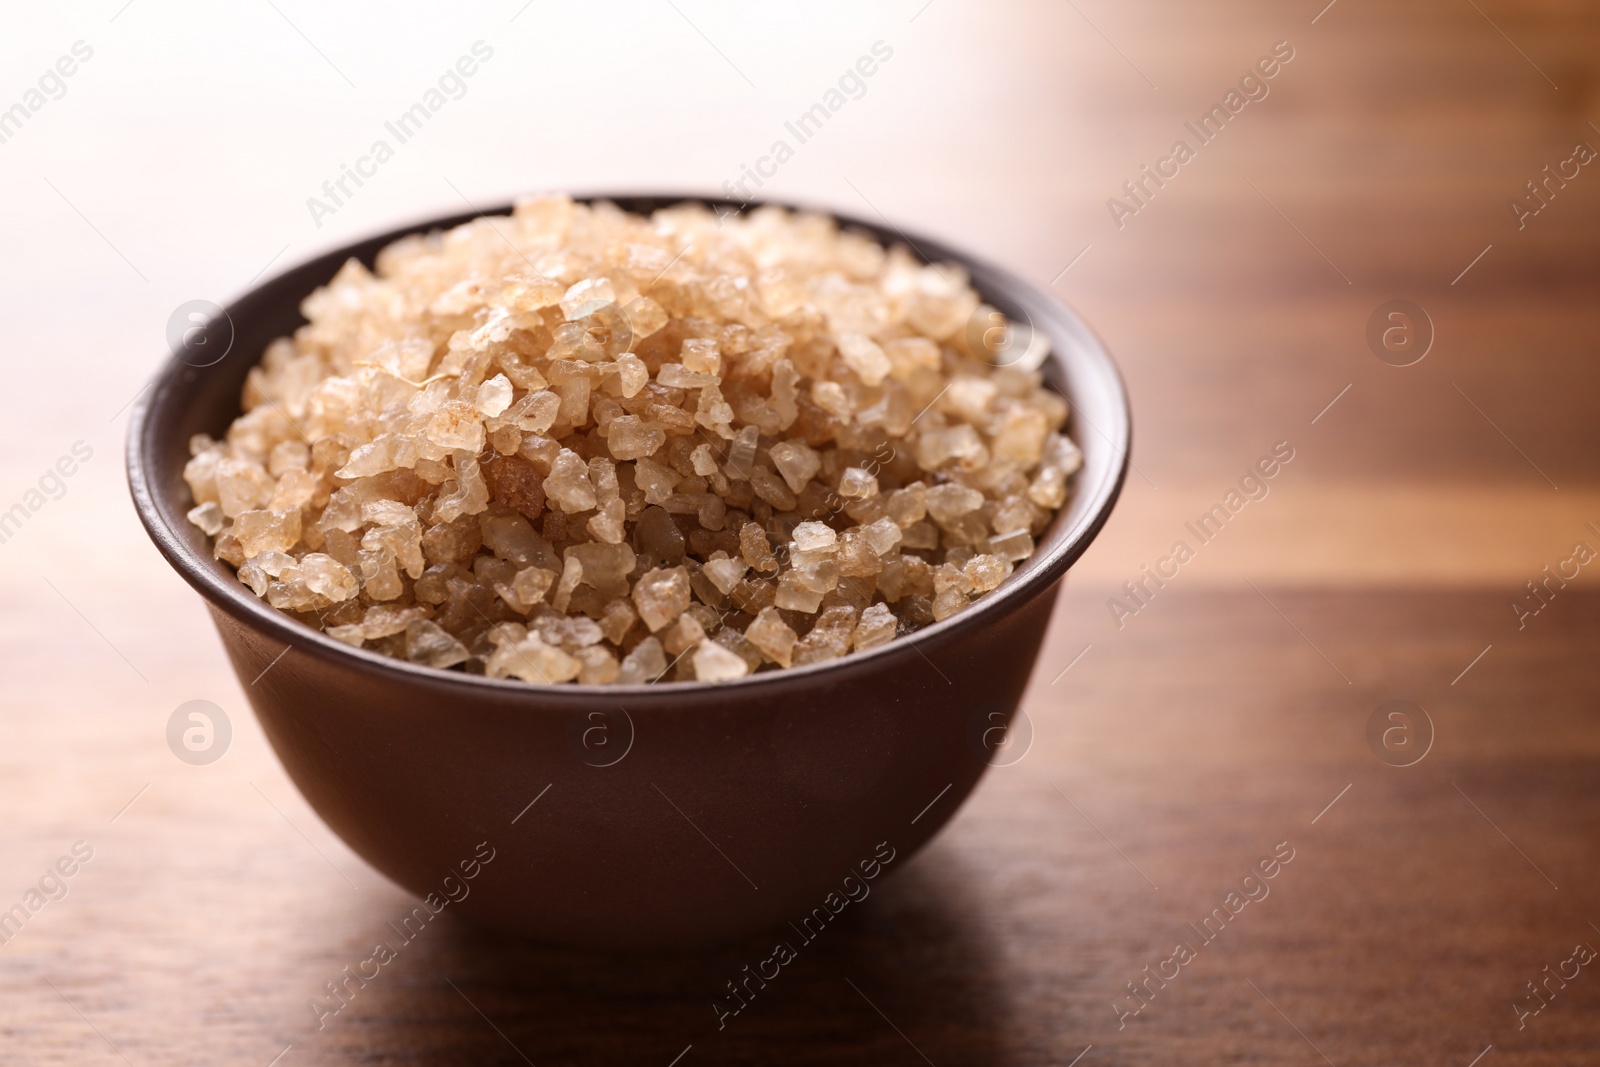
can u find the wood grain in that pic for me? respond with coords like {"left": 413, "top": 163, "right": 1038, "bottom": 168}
{"left": 2, "top": 1, "right": 1598, "bottom": 1064}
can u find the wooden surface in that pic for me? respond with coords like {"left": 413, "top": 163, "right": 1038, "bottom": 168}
{"left": 3, "top": 1, "right": 1600, "bottom": 1064}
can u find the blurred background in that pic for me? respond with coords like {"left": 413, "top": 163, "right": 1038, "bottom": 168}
{"left": 2, "top": 1, "right": 1597, "bottom": 1063}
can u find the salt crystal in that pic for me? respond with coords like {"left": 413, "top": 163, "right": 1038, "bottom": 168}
{"left": 616, "top": 353, "right": 649, "bottom": 397}
{"left": 183, "top": 448, "right": 223, "bottom": 506}
{"left": 965, "top": 553, "right": 1009, "bottom": 592}
{"left": 216, "top": 458, "right": 274, "bottom": 518}
{"left": 567, "top": 541, "right": 637, "bottom": 598}
{"left": 910, "top": 268, "right": 977, "bottom": 338}
{"left": 702, "top": 556, "right": 748, "bottom": 594}
{"left": 632, "top": 565, "right": 691, "bottom": 632}
{"left": 474, "top": 374, "right": 514, "bottom": 417}
{"left": 421, "top": 514, "right": 483, "bottom": 564}
{"left": 336, "top": 437, "right": 396, "bottom": 480}
{"left": 886, "top": 483, "right": 927, "bottom": 526}
{"left": 852, "top": 603, "right": 897, "bottom": 651}
{"left": 744, "top": 607, "right": 798, "bottom": 667}
{"left": 576, "top": 645, "right": 620, "bottom": 685}
{"left": 588, "top": 498, "right": 627, "bottom": 544}
{"left": 680, "top": 337, "right": 721, "bottom": 375}
{"left": 486, "top": 621, "right": 528, "bottom": 648}
{"left": 299, "top": 553, "right": 358, "bottom": 601}
{"left": 991, "top": 495, "right": 1038, "bottom": 536}
{"left": 837, "top": 467, "right": 879, "bottom": 499}
{"left": 426, "top": 400, "right": 487, "bottom": 452}
{"left": 1047, "top": 434, "right": 1084, "bottom": 475}
{"left": 237, "top": 559, "right": 270, "bottom": 596}
{"left": 1028, "top": 465, "right": 1068, "bottom": 509}
{"left": 661, "top": 613, "right": 706, "bottom": 657}
{"left": 268, "top": 440, "right": 310, "bottom": 476}
{"left": 273, "top": 467, "right": 317, "bottom": 510}
{"left": 253, "top": 550, "right": 298, "bottom": 578}
{"left": 836, "top": 530, "right": 884, "bottom": 578}
{"left": 771, "top": 359, "right": 800, "bottom": 428}
{"left": 480, "top": 513, "right": 548, "bottom": 569}
{"left": 606, "top": 415, "right": 666, "bottom": 461}
{"left": 489, "top": 632, "right": 582, "bottom": 684}
{"left": 924, "top": 484, "right": 985, "bottom": 523}
{"left": 933, "top": 562, "right": 975, "bottom": 596}
{"left": 862, "top": 516, "right": 904, "bottom": 556}
{"left": 550, "top": 554, "right": 582, "bottom": 612}
{"left": 186, "top": 502, "right": 225, "bottom": 536}
{"left": 560, "top": 277, "right": 615, "bottom": 320}
{"left": 617, "top": 636, "right": 668, "bottom": 683}
{"left": 725, "top": 425, "right": 759, "bottom": 480}
{"left": 362, "top": 499, "right": 416, "bottom": 528}
{"left": 327, "top": 624, "right": 365, "bottom": 647}
{"left": 495, "top": 272, "right": 564, "bottom": 312}
{"left": 516, "top": 391, "right": 562, "bottom": 434}
{"left": 697, "top": 493, "right": 727, "bottom": 532}
{"left": 748, "top": 467, "right": 797, "bottom": 510}
{"left": 405, "top": 619, "right": 470, "bottom": 669}
{"left": 714, "top": 630, "right": 763, "bottom": 674}
{"left": 478, "top": 458, "right": 544, "bottom": 530}
{"left": 625, "top": 296, "right": 669, "bottom": 339}
{"left": 694, "top": 385, "right": 736, "bottom": 437}
{"left": 362, "top": 604, "right": 430, "bottom": 640}
{"left": 931, "top": 586, "right": 968, "bottom": 621}
{"left": 662, "top": 492, "right": 699, "bottom": 517}
{"left": 791, "top": 521, "right": 837, "bottom": 552}
{"left": 413, "top": 567, "right": 450, "bottom": 605}
{"left": 358, "top": 549, "right": 403, "bottom": 600}
{"left": 633, "top": 457, "right": 680, "bottom": 503}
{"left": 234, "top": 508, "right": 302, "bottom": 556}
{"left": 739, "top": 522, "right": 778, "bottom": 574}
{"left": 945, "top": 376, "right": 998, "bottom": 424}
{"left": 555, "top": 375, "right": 592, "bottom": 423}
{"left": 694, "top": 640, "right": 750, "bottom": 682}
{"left": 837, "top": 333, "right": 891, "bottom": 386}
{"left": 769, "top": 439, "right": 821, "bottom": 493}
{"left": 690, "top": 444, "right": 720, "bottom": 476}
{"left": 433, "top": 452, "right": 491, "bottom": 522}
{"left": 987, "top": 528, "right": 1034, "bottom": 562}
{"left": 883, "top": 337, "right": 940, "bottom": 377}
{"left": 810, "top": 381, "right": 852, "bottom": 420}
{"left": 790, "top": 557, "right": 840, "bottom": 594}
{"left": 536, "top": 614, "right": 606, "bottom": 650}
{"left": 598, "top": 598, "right": 637, "bottom": 643}
{"left": 512, "top": 565, "right": 556, "bottom": 606}
{"left": 658, "top": 364, "right": 716, "bottom": 390}
{"left": 900, "top": 520, "right": 939, "bottom": 550}
{"left": 991, "top": 404, "right": 1049, "bottom": 462}
{"left": 546, "top": 448, "right": 598, "bottom": 512}
{"left": 774, "top": 572, "right": 824, "bottom": 613}
{"left": 793, "top": 606, "right": 857, "bottom": 666}
{"left": 633, "top": 506, "right": 686, "bottom": 567}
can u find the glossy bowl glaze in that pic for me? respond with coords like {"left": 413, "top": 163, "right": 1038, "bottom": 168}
{"left": 127, "top": 195, "right": 1129, "bottom": 949}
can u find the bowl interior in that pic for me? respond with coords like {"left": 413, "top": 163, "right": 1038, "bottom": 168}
{"left": 128, "top": 194, "right": 1129, "bottom": 696}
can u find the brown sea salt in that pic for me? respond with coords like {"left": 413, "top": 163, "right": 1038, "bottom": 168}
{"left": 185, "top": 195, "right": 1080, "bottom": 684}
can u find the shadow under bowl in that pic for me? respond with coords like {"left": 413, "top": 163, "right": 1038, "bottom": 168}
{"left": 126, "top": 194, "right": 1130, "bottom": 950}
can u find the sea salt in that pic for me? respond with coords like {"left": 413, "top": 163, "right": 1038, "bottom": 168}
{"left": 184, "top": 196, "right": 1076, "bottom": 684}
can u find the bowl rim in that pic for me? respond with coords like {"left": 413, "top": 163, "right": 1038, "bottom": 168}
{"left": 127, "top": 192, "right": 1130, "bottom": 700}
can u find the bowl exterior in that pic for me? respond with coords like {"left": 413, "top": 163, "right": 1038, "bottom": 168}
{"left": 212, "top": 584, "right": 1058, "bottom": 949}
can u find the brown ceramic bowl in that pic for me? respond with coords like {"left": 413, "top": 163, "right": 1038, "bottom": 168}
{"left": 127, "top": 195, "right": 1129, "bottom": 950}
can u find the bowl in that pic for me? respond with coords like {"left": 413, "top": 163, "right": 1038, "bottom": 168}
{"left": 127, "top": 195, "right": 1129, "bottom": 950}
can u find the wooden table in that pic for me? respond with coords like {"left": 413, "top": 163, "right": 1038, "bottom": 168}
{"left": 3, "top": 1, "right": 1598, "bottom": 1063}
